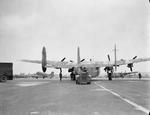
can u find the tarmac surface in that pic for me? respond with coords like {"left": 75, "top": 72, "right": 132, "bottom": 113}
{"left": 0, "top": 77, "right": 150, "bottom": 115}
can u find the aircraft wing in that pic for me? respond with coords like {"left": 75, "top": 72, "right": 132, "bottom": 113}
{"left": 21, "top": 60, "right": 42, "bottom": 64}
{"left": 46, "top": 62, "right": 76, "bottom": 68}
{"left": 21, "top": 59, "right": 76, "bottom": 68}
{"left": 77, "top": 57, "right": 150, "bottom": 68}
{"left": 22, "top": 57, "right": 150, "bottom": 68}
{"left": 113, "top": 57, "right": 150, "bottom": 66}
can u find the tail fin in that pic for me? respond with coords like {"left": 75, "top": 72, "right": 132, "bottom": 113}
{"left": 77, "top": 46, "right": 81, "bottom": 64}
{"left": 42, "top": 46, "right": 47, "bottom": 72}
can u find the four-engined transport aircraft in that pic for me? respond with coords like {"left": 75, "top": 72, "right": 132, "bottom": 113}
{"left": 22, "top": 46, "right": 150, "bottom": 80}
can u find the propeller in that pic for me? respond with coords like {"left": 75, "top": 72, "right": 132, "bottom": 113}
{"left": 61, "top": 57, "right": 66, "bottom": 62}
{"left": 80, "top": 59, "right": 85, "bottom": 62}
{"left": 69, "top": 58, "right": 85, "bottom": 63}
{"left": 68, "top": 67, "right": 74, "bottom": 72}
{"left": 127, "top": 56, "right": 137, "bottom": 72}
{"left": 70, "top": 60, "right": 74, "bottom": 63}
{"left": 108, "top": 55, "right": 110, "bottom": 61}
{"left": 133, "top": 56, "right": 137, "bottom": 60}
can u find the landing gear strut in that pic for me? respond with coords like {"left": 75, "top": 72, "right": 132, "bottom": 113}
{"left": 70, "top": 72, "right": 76, "bottom": 81}
{"left": 104, "top": 67, "right": 113, "bottom": 81}
{"left": 108, "top": 72, "right": 112, "bottom": 81}
{"left": 68, "top": 67, "right": 76, "bottom": 81}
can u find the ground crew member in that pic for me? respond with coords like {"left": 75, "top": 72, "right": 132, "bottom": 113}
{"left": 59, "top": 68, "right": 62, "bottom": 81}
{"left": 59, "top": 73, "right": 62, "bottom": 81}
{"left": 138, "top": 73, "right": 142, "bottom": 79}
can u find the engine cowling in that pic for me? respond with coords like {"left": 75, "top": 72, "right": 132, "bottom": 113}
{"left": 127, "top": 56, "right": 137, "bottom": 72}
{"left": 104, "top": 66, "right": 113, "bottom": 73}
{"left": 68, "top": 67, "right": 74, "bottom": 72}
{"left": 127, "top": 63, "right": 133, "bottom": 71}
{"left": 42, "top": 46, "right": 47, "bottom": 72}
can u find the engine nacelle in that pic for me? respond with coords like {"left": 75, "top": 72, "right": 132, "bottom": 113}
{"left": 127, "top": 56, "right": 137, "bottom": 72}
{"left": 68, "top": 67, "right": 74, "bottom": 72}
{"left": 42, "top": 46, "right": 47, "bottom": 72}
{"left": 127, "top": 63, "right": 133, "bottom": 71}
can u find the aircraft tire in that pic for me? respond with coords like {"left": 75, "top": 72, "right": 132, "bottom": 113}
{"left": 108, "top": 76, "right": 112, "bottom": 80}
{"left": 87, "top": 82, "right": 91, "bottom": 84}
{"left": 76, "top": 80, "right": 78, "bottom": 84}
{"left": 70, "top": 73, "right": 76, "bottom": 81}
{"left": 70, "top": 73, "right": 73, "bottom": 80}
{"left": 108, "top": 73, "right": 112, "bottom": 81}
{"left": 73, "top": 75, "right": 76, "bottom": 80}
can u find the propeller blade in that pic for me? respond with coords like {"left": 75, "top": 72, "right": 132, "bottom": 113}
{"left": 107, "top": 55, "right": 110, "bottom": 61}
{"left": 80, "top": 59, "right": 85, "bottom": 62}
{"left": 70, "top": 60, "right": 74, "bottom": 62}
{"left": 130, "top": 67, "right": 133, "bottom": 72}
{"left": 133, "top": 56, "right": 137, "bottom": 59}
{"left": 61, "top": 57, "right": 66, "bottom": 62}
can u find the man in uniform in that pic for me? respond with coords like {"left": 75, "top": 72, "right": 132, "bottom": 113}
{"left": 59, "top": 68, "right": 62, "bottom": 81}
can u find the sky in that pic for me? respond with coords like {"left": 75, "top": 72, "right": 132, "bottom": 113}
{"left": 0, "top": 0, "right": 150, "bottom": 75}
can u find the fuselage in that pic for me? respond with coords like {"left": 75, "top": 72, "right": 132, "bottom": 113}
{"left": 73, "top": 66, "right": 100, "bottom": 78}
{"left": 71, "top": 46, "right": 100, "bottom": 78}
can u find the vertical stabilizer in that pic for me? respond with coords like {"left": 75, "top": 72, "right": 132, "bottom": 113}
{"left": 77, "top": 46, "right": 81, "bottom": 64}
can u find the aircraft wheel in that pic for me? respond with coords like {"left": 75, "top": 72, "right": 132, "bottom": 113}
{"left": 108, "top": 73, "right": 112, "bottom": 80}
{"left": 88, "top": 82, "right": 91, "bottom": 84}
{"left": 73, "top": 75, "right": 76, "bottom": 80}
{"left": 108, "top": 76, "right": 112, "bottom": 80}
{"left": 70, "top": 73, "right": 76, "bottom": 81}
{"left": 108, "top": 77, "right": 112, "bottom": 80}
{"left": 70, "top": 73, "right": 74, "bottom": 80}
{"left": 76, "top": 80, "right": 78, "bottom": 84}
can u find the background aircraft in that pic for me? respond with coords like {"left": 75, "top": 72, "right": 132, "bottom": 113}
{"left": 22, "top": 46, "right": 150, "bottom": 80}
{"left": 112, "top": 71, "right": 138, "bottom": 78}
{"left": 31, "top": 71, "right": 55, "bottom": 79}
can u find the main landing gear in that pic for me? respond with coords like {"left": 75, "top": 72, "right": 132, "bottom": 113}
{"left": 107, "top": 72, "right": 112, "bottom": 81}
{"left": 104, "top": 66, "right": 113, "bottom": 81}
{"left": 68, "top": 67, "right": 76, "bottom": 81}
{"left": 70, "top": 72, "right": 76, "bottom": 81}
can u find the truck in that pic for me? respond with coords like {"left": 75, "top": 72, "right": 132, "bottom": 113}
{"left": 76, "top": 71, "right": 91, "bottom": 85}
{"left": 0, "top": 63, "right": 13, "bottom": 82}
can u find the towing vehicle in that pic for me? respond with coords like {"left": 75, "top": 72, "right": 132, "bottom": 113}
{"left": 0, "top": 63, "right": 13, "bottom": 82}
{"left": 76, "top": 69, "right": 91, "bottom": 85}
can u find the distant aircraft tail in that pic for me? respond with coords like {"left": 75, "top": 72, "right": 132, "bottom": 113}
{"left": 42, "top": 46, "right": 47, "bottom": 72}
{"left": 77, "top": 46, "right": 81, "bottom": 64}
